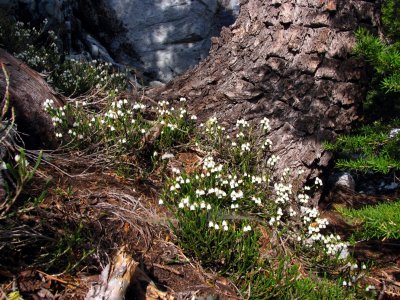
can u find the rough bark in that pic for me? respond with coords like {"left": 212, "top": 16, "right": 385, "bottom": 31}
{"left": 154, "top": 0, "right": 381, "bottom": 191}
{"left": 0, "top": 48, "right": 63, "bottom": 148}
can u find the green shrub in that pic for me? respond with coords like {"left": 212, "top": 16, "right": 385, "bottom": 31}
{"left": 353, "top": 0, "right": 400, "bottom": 119}
{"left": 157, "top": 116, "right": 371, "bottom": 298}
{"left": 338, "top": 200, "right": 400, "bottom": 240}
{"left": 324, "top": 119, "right": 400, "bottom": 173}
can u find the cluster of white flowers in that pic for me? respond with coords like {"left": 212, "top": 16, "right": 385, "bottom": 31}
{"left": 261, "top": 138, "right": 272, "bottom": 150}
{"left": 243, "top": 225, "right": 252, "bottom": 232}
{"left": 207, "top": 187, "right": 227, "bottom": 198}
{"left": 274, "top": 182, "right": 292, "bottom": 204}
{"left": 209, "top": 220, "right": 229, "bottom": 231}
{"left": 231, "top": 190, "right": 244, "bottom": 201}
{"left": 299, "top": 204, "right": 349, "bottom": 259}
{"left": 240, "top": 142, "right": 251, "bottom": 153}
{"left": 43, "top": 98, "right": 55, "bottom": 110}
{"left": 251, "top": 196, "right": 262, "bottom": 205}
{"left": 236, "top": 119, "right": 250, "bottom": 129}
{"left": 297, "top": 193, "right": 310, "bottom": 204}
{"left": 267, "top": 154, "right": 279, "bottom": 167}
{"left": 260, "top": 117, "right": 271, "bottom": 132}
{"left": 202, "top": 156, "right": 223, "bottom": 174}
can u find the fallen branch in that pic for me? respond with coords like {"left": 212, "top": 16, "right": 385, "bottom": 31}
{"left": 85, "top": 246, "right": 138, "bottom": 300}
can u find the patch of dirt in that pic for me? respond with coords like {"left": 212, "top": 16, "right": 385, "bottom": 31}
{"left": 0, "top": 153, "right": 239, "bottom": 299}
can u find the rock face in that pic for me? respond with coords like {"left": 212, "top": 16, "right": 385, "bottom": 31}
{"left": 0, "top": 0, "right": 240, "bottom": 82}
{"left": 156, "top": 0, "right": 381, "bottom": 192}
{"left": 77, "top": 0, "right": 240, "bottom": 82}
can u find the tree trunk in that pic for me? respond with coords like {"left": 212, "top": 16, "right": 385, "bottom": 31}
{"left": 0, "top": 48, "right": 63, "bottom": 148}
{"left": 155, "top": 0, "right": 381, "bottom": 192}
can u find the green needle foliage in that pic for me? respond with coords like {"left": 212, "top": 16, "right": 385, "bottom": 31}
{"left": 324, "top": 119, "right": 400, "bottom": 173}
{"left": 352, "top": 0, "right": 400, "bottom": 119}
{"left": 337, "top": 200, "right": 400, "bottom": 240}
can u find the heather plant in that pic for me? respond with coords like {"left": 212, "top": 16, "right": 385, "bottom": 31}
{"left": 0, "top": 65, "right": 44, "bottom": 219}
{"left": 0, "top": 14, "right": 60, "bottom": 74}
{"left": 159, "top": 116, "right": 372, "bottom": 298}
{"left": 42, "top": 97, "right": 196, "bottom": 176}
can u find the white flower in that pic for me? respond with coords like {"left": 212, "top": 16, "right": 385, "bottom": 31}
{"left": 179, "top": 97, "right": 187, "bottom": 102}
{"left": 191, "top": 115, "right": 197, "bottom": 120}
{"left": 260, "top": 117, "right": 271, "bottom": 131}
{"left": 315, "top": 177, "right": 323, "bottom": 186}
{"left": 214, "top": 223, "right": 220, "bottom": 230}
{"left": 161, "top": 153, "right": 174, "bottom": 160}
{"left": 158, "top": 199, "right": 164, "bottom": 205}
{"left": 365, "top": 285, "right": 375, "bottom": 292}
{"left": 209, "top": 221, "right": 214, "bottom": 228}
{"left": 243, "top": 225, "right": 252, "bottom": 232}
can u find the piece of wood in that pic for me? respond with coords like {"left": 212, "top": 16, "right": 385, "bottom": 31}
{"left": 0, "top": 48, "right": 64, "bottom": 148}
{"left": 85, "top": 247, "right": 138, "bottom": 300}
{"left": 85, "top": 246, "right": 173, "bottom": 300}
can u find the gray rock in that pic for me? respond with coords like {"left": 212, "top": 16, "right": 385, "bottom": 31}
{"left": 329, "top": 172, "right": 356, "bottom": 191}
{"left": 389, "top": 128, "right": 400, "bottom": 138}
{"left": 84, "top": 34, "right": 115, "bottom": 63}
{"left": 101, "top": 0, "right": 219, "bottom": 81}
{"left": 77, "top": 0, "right": 240, "bottom": 82}
{"left": 384, "top": 182, "right": 399, "bottom": 190}
{"left": 149, "top": 81, "right": 166, "bottom": 88}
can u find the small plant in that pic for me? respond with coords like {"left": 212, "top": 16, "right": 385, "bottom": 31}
{"left": 45, "top": 222, "right": 95, "bottom": 274}
{"left": 0, "top": 14, "right": 60, "bottom": 74}
{"left": 0, "top": 149, "right": 43, "bottom": 219}
{"left": 337, "top": 200, "right": 400, "bottom": 240}
{"left": 239, "top": 257, "right": 374, "bottom": 299}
